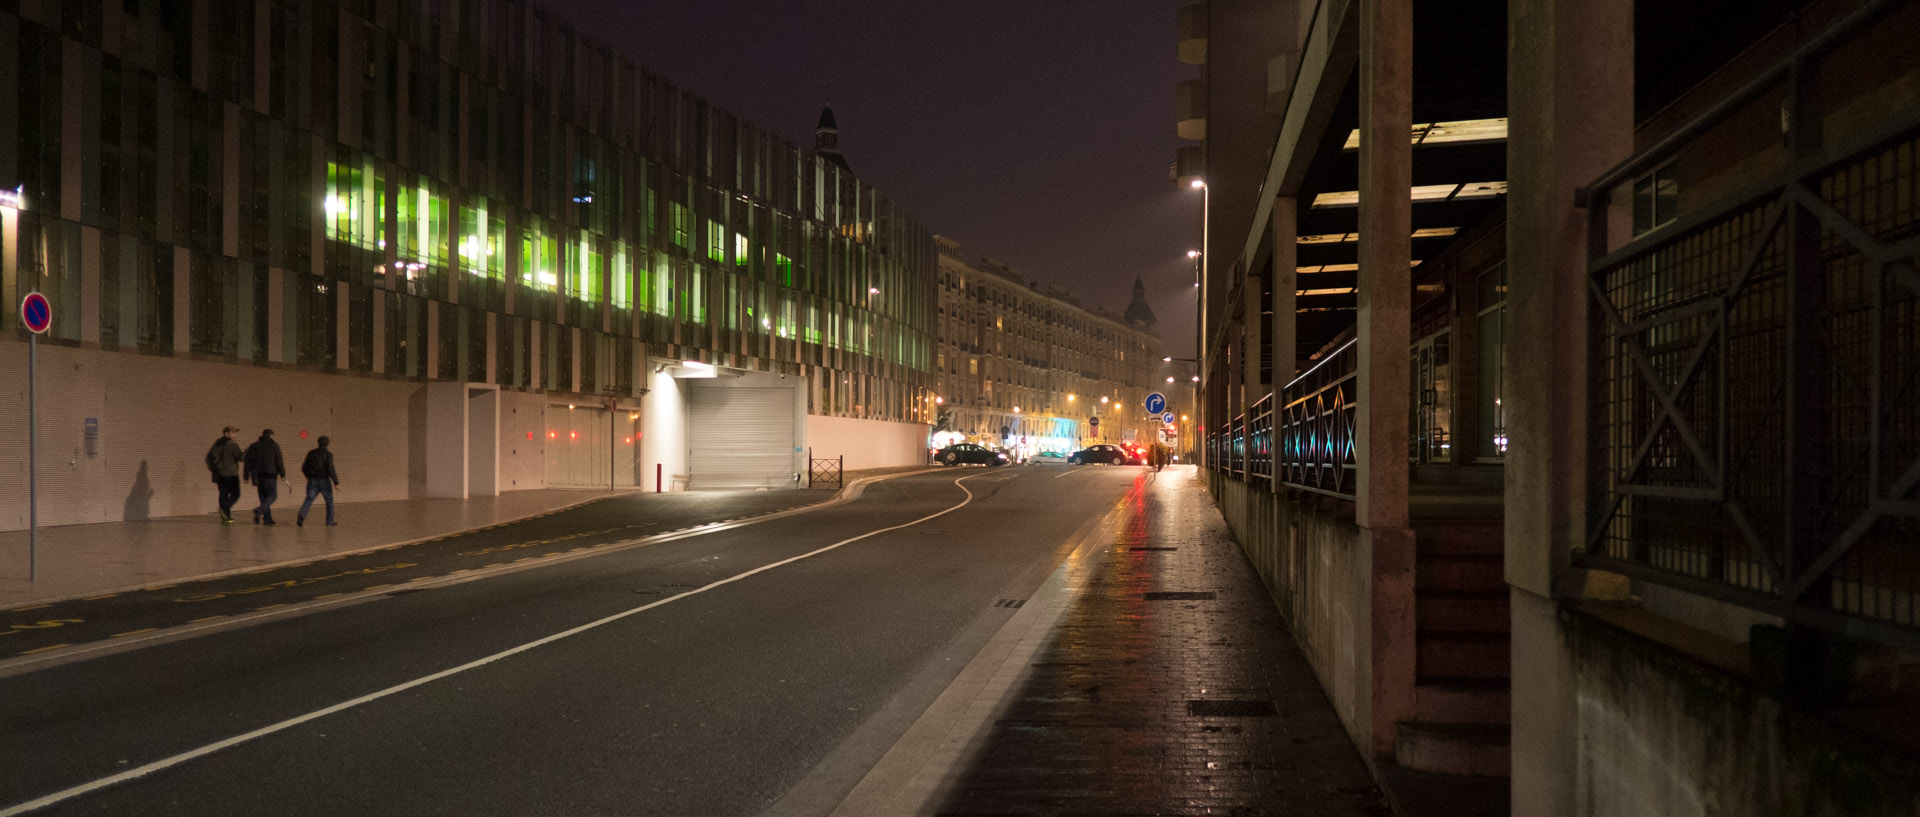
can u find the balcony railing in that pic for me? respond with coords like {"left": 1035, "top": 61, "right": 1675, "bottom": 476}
{"left": 1577, "top": 0, "right": 1920, "bottom": 650}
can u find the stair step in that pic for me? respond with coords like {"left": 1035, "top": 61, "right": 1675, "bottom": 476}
{"left": 1417, "top": 631, "right": 1511, "bottom": 679}
{"left": 1416, "top": 553, "right": 1505, "bottom": 593}
{"left": 1417, "top": 591, "right": 1511, "bottom": 633}
{"left": 1413, "top": 521, "right": 1505, "bottom": 555}
{"left": 1395, "top": 720, "right": 1511, "bottom": 777}
{"left": 1416, "top": 679, "right": 1511, "bottom": 724}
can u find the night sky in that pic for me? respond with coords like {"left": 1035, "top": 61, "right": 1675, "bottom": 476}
{"left": 540, "top": 0, "right": 1200, "bottom": 358}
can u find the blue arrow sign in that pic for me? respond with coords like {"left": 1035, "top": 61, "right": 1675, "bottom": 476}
{"left": 20, "top": 292, "right": 50, "bottom": 334}
{"left": 1162, "top": 412, "right": 1175, "bottom": 424}
{"left": 1145, "top": 392, "right": 1166, "bottom": 415}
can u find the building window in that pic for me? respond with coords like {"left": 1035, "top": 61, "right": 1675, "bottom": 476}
{"left": 1631, "top": 160, "right": 1678, "bottom": 236}
{"left": 1476, "top": 263, "right": 1507, "bottom": 458}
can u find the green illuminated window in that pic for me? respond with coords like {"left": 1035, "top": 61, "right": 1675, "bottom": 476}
{"left": 520, "top": 225, "right": 558, "bottom": 291}
{"left": 458, "top": 201, "right": 505, "bottom": 280}
{"left": 775, "top": 253, "right": 793, "bottom": 287}
{"left": 611, "top": 241, "right": 632, "bottom": 310}
{"left": 398, "top": 183, "right": 450, "bottom": 266}
{"left": 735, "top": 232, "right": 750, "bottom": 268}
{"left": 707, "top": 219, "right": 725, "bottom": 263}
{"left": 325, "top": 160, "right": 382, "bottom": 250}
{"left": 670, "top": 203, "right": 691, "bottom": 249}
{"left": 651, "top": 252, "right": 672, "bottom": 317}
{"left": 567, "top": 235, "right": 602, "bottom": 302}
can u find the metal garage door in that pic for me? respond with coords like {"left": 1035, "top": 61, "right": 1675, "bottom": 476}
{"left": 688, "top": 385, "right": 795, "bottom": 490}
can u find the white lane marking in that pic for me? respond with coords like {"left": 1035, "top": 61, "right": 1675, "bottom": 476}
{"left": 1053, "top": 465, "right": 1099, "bottom": 479}
{"left": 0, "top": 475, "right": 990, "bottom": 817}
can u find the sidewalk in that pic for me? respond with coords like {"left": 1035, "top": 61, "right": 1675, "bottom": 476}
{"left": 0, "top": 489, "right": 618, "bottom": 609}
{"left": 0, "top": 466, "right": 937, "bottom": 611}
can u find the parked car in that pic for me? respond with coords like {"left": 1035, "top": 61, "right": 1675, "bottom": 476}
{"left": 935, "top": 443, "right": 1010, "bottom": 467}
{"left": 1033, "top": 451, "right": 1066, "bottom": 462}
{"left": 1068, "top": 444, "right": 1145, "bottom": 465}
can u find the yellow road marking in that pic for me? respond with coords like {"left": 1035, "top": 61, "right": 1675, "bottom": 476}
{"left": 407, "top": 576, "right": 432, "bottom": 582}
{"left": 366, "top": 584, "right": 392, "bottom": 591}
{"left": 314, "top": 593, "right": 341, "bottom": 600}
{"left": 19, "top": 643, "right": 71, "bottom": 655}
{"left": 10, "top": 604, "right": 51, "bottom": 612}
{"left": 256, "top": 604, "right": 285, "bottom": 611}
{"left": 83, "top": 594, "right": 121, "bottom": 601}
{"left": 189, "top": 615, "right": 227, "bottom": 623}
{"left": 110, "top": 628, "right": 158, "bottom": 638}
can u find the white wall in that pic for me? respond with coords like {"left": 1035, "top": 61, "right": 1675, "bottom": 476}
{"left": 640, "top": 366, "right": 688, "bottom": 491}
{"left": 0, "top": 338, "right": 418, "bottom": 529}
{"left": 804, "top": 414, "right": 932, "bottom": 470}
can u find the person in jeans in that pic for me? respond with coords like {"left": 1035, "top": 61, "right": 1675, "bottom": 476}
{"left": 242, "top": 429, "right": 287, "bottom": 525}
{"left": 296, "top": 436, "right": 341, "bottom": 527}
{"left": 204, "top": 426, "right": 244, "bottom": 523}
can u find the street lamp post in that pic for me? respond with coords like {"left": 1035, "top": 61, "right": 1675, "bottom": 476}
{"left": 1163, "top": 356, "right": 1202, "bottom": 461}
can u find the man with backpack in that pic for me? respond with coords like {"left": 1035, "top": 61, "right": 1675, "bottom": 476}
{"left": 204, "top": 426, "right": 244, "bottom": 524}
{"left": 242, "top": 429, "right": 287, "bottom": 525}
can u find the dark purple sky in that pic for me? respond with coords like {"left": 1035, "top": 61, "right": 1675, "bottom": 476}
{"left": 541, "top": 0, "right": 1201, "bottom": 357}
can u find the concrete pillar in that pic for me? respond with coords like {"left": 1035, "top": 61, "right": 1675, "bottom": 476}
{"left": 1356, "top": 0, "right": 1415, "bottom": 759}
{"left": 1505, "top": 0, "right": 1632, "bottom": 814}
{"left": 1271, "top": 197, "right": 1299, "bottom": 386}
{"left": 466, "top": 385, "right": 499, "bottom": 496}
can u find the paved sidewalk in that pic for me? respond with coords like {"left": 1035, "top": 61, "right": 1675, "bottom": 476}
{"left": 0, "top": 489, "right": 620, "bottom": 609}
{"left": 0, "top": 466, "right": 937, "bottom": 611}
{"left": 931, "top": 466, "right": 1390, "bottom": 816}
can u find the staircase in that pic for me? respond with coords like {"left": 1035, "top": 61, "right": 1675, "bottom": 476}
{"left": 1397, "top": 514, "right": 1510, "bottom": 777}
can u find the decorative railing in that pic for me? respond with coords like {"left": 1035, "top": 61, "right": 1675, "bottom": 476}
{"left": 807, "top": 450, "right": 844, "bottom": 489}
{"left": 1278, "top": 339, "right": 1358, "bottom": 498}
{"left": 1577, "top": 0, "right": 1920, "bottom": 650}
{"left": 1249, "top": 392, "right": 1274, "bottom": 481}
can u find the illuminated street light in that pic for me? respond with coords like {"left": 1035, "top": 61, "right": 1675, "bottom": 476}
{"left": 1186, "top": 250, "right": 1200, "bottom": 259}
{"left": 1166, "top": 377, "right": 1175, "bottom": 383}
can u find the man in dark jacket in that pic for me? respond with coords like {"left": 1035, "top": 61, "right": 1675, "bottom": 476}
{"left": 204, "top": 426, "right": 244, "bottom": 523}
{"left": 296, "top": 436, "right": 341, "bottom": 527}
{"left": 242, "top": 429, "right": 287, "bottom": 525}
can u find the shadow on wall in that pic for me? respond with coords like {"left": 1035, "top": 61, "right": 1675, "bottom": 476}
{"left": 408, "top": 386, "right": 428, "bottom": 498}
{"left": 124, "top": 460, "right": 153, "bottom": 521}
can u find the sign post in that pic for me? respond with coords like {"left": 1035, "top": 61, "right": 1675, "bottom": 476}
{"left": 21, "top": 292, "right": 51, "bottom": 581}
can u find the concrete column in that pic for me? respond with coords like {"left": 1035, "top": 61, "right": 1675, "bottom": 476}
{"left": 1505, "top": 0, "right": 1633, "bottom": 814}
{"left": 1356, "top": 0, "right": 1415, "bottom": 758}
{"left": 1271, "top": 197, "right": 1299, "bottom": 385}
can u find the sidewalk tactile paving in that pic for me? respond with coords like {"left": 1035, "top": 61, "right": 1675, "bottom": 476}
{"left": 934, "top": 471, "right": 1391, "bottom": 817}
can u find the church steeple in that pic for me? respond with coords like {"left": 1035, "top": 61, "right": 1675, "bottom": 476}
{"left": 1124, "top": 275, "right": 1159, "bottom": 327}
{"left": 814, "top": 103, "right": 850, "bottom": 172}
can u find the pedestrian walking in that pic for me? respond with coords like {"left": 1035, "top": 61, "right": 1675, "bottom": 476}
{"left": 242, "top": 429, "right": 287, "bottom": 525}
{"left": 204, "top": 426, "right": 244, "bottom": 523}
{"left": 296, "top": 436, "right": 341, "bottom": 527}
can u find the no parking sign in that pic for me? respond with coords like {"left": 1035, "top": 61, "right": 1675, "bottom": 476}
{"left": 20, "top": 291, "right": 50, "bottom": 334}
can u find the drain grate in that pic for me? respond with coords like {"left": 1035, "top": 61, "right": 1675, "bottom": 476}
{"left": 1144, "top": 591, "right": 1216, "bottom": 601}
{"left": 1188, "top": 699, "right": 1277, "bottom": 717}
{"left": 994, "top": 598, "right": 1026, "bottom": 609}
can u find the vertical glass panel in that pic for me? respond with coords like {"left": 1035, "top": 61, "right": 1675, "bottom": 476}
{"left": 611, "top": 241, "right": 632, "bottom": 310}
{"left": 1478, "top": 308, "right": 1506, "bottom": 458}
{"left": 520, "top": 223, "right": 558, "bottom": 291}
{"left": 458, "top": 199, "right": 505, "bottom": 280}
{"left": 325, "top": 159, "right": 382, "bottom": 250}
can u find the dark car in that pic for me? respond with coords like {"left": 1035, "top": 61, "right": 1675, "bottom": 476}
{"left": 1068, "top": 444, "right": 1145, "bottom": 465}
{"left": 935, "top": 442, "right": 1010, "bottom": 467}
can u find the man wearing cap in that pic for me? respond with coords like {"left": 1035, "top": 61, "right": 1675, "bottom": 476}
{"left": 242, "top": 428, "right": 287, "bottom": 525}
{"left": 204, "top": 426, "right": 245, "bottom": 524}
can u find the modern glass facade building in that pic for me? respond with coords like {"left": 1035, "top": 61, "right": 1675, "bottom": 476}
{"left": 0, "top": 1, "right": 938, "bottom": 526}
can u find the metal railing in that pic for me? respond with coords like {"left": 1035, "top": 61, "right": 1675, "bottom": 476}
{"left": 1577, "top": 0, "right": 1920, "bottom": 650}
{"left": 807, "top": 450, "right": 844, "bottom": 489}
{"left": 1278, "top": 339, "right": 1358, "bottom": 499}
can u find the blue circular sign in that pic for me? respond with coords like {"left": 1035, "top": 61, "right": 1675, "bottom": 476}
{"left": 1162, "top": 412, "right": 1176, "bottom": 425}
{"left": 20, "top": 292, "right": 50, "bottom": 334}
{"left": 1145, "top": 392, "right": 1167, "bottom": 415}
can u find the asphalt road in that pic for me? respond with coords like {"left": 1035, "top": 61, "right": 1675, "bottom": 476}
{"left": 0, "top": 462, "right": 1149, "bottom": 816}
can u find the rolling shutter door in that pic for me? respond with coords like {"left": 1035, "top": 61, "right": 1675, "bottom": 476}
{"left": 688, "top": 386, "right": 795, "bottom": 490}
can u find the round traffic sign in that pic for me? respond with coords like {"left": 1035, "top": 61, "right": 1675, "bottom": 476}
{"left": 1162, "top": 412, "right": 1175, "bottom": 425}
{"left": 1145, "top": 392, "right": 1167, "bottom": 415}
{"left": 20, "top": 292, "right": 50, "bottom": 334}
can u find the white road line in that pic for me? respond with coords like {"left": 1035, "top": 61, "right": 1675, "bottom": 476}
{"left": 0, "top": 475, "right": 991, "bottom": 817}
